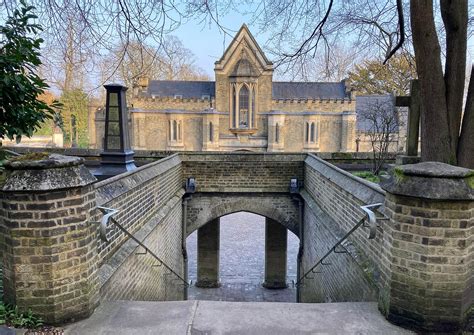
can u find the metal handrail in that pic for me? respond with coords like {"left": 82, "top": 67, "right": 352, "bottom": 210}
{"left": 97, "top": 206, "right": 189, "bottom": 287}
{"left": 295, "top": 203, "right": 383, "bottom": 287}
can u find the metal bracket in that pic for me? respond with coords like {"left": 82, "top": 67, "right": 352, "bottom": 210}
{"left": 360, "top": 203, "right": 382, "bottom": 239}
{"left": 97, "top": 206, "right": 119, "bottom": 242}
{"left": 333, "top": 245, "right": 348, "bottom": 254}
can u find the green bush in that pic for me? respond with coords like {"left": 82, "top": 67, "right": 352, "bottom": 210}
{"left": 352, "top": 170, "right": 387, "bottom": 183}
{"left": 0, "top": 303, "right": 43, "bottom": 329}
{"left": 0, "top": 0, "right": 61, "bottom": 142}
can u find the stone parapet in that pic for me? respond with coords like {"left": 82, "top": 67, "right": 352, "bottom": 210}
{"left": 0, "top": 154, "right": 99, "bottom": 324}
{"left": 380, "top": 162, "right": 473, "bottom": 332}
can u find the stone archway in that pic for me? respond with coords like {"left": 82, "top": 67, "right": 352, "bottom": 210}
{"left": 185, "top": 193, "right": 300, "bottom": 236}
{"left": 185, "top": 193, "right": 300, "bottom": 291}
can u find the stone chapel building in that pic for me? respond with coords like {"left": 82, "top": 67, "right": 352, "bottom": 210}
{"left": 95, "top": 24, "right": 359, "bottom": 152}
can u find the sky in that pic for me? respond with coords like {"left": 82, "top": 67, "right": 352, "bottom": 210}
{"left": 169, "top": 8, "right": 474, "bottom": 80}
{"left": 172, "top": 13, "right": 261, "bottom": 77}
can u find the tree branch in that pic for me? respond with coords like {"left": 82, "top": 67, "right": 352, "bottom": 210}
{"left": 383, "top": 0, "right": 404, "bottom": 64}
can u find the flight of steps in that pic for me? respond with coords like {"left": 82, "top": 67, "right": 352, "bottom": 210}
{"left": 65, "top": 300, "right": 413, "bottom": 334}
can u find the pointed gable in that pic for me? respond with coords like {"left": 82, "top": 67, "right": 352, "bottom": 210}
{"left": 214, "top": 24, "right": 273, "bottom": 75}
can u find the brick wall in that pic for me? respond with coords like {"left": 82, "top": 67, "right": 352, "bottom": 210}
{"left": 301, "top": 154, "right": 385, "bottom": 303}
{"left": 0, "top": 186, "right": 99, "bottom": 323}
{"left": 380, "top": 162, "right": 473, "bottom": 332}
{"left": 382, "top": 194, "right": 473, "bottom": 330}
{"left": 93, "top": 154, "right": 186, "bottom": 300}
{"left": 99, "top": 194, "right": 185, "bottom": 301}
{"left": 181, "top": 153, "right": 305, "bottom": 193}
{"left": 0, "top": 155, "right": 98, "bottom": 324}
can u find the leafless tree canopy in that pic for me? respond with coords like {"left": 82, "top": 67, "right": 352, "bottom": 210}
{"left": 359, "top": 98, "right": 400, "bottom": 175}
{"left": 1, "top": 0, "right": 474, "bottom": 166}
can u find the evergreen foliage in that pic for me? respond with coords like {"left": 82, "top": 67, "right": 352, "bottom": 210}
{"left": 0, "top": 0, "right": 60, "bottom": 142}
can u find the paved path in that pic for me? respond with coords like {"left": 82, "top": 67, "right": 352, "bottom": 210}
{"left": 187, "top": 212, "right": 299, "bottom": 302}
{"left": 65, "top": 300, "right": 414, "bottom": 335}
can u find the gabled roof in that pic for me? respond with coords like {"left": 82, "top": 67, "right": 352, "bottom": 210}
{"left": 272, "top": 81, "right": 349, "bottom": 100}
{"left": 215, "top": 24, "right": 272, "bottom": 72}
{"left": 147, "top": 80, "right": 215, "bottom": 98}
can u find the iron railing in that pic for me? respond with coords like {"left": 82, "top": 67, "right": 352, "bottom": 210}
{"left": 294, "top": 203, "right": 384, "bottom": 287}
{"left": 97, "top": 206, "right": 189, "bottom": 287}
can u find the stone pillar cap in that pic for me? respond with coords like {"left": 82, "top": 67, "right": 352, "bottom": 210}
{"left": 381, "top": 161, "right": 474, "bottom": 200}
{"left": 398, "top": 161, "right": 474, "bottom": 178}
{"left": 5, "top": 153, "right": 84, "bottom": 170}
{"left": 2, "top": 153, "right": 96, "bottom": 191}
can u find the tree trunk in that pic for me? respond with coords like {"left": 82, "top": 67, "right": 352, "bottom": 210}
{"left": 410, "top": 0, "right": 453, "bottom": 163}
{"left": 441, "top": 0, "right": 467, "bottom": 157}
{"left": 458, "top": 65, "right": 474, "bottom": 168}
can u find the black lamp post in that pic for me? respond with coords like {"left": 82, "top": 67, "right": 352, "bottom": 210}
{"left": 97, "top": 83, "right": 136, "bottom": 179}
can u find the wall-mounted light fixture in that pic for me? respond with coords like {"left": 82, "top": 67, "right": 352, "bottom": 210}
{"left": 290, "top": 178, "right": 299, "bottom": 194}
{"left": 186, "top": 177, "right": 196, "bottom": 194}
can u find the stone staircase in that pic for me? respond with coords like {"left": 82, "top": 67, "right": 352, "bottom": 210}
{"left": 65, "top": 300, "right": 413, "bottom": 334}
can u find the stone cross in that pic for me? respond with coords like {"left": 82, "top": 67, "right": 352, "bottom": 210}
{"left": 395, "top": 79, "right": 421, "bottom": 158}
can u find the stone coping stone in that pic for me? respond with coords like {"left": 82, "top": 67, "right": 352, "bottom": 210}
{"left": 381, "top": 161, "right": 474, "bottom": 200}
{"left": 399, "top": 161, "right": 474, "bottom": 178}
{"left": 5, "top": 153, "right": 83, "bottom": 170}
{"left": 2, "top": 154, "right": 96, "bottom": 192}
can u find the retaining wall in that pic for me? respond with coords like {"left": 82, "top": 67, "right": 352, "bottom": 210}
{"left": 93, "top": 154, "right": 185, "bottom": 301}
{"left": 300, "top": 154, "right": 386, "bottom": 303}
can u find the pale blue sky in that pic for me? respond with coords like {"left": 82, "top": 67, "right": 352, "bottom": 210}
{"left": 171, "top": 10, "right": 474, "bottom": 80}
{"left": 172, "top": 13, "right": 268, "bottom": 77}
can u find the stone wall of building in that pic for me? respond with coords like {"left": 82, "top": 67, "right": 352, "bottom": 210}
{"left": 300, "top": 154, "right": 386, "bottom": 303}
{"left": 93, "top": 154, "right": 186, "bottom": 301}
{"left": 133, "top": 97, "right": 212, "bottom": 110}
{"left": 272, "top": 99, "right": 354, "bottom": 112}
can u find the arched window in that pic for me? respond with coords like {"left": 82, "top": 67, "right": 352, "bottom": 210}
{"left": 305, "top": 122, "right": 309, "bottom": 142}
{"left": 232, "top": 86, "right": 237, "bottom": 128}
{"left": 251, "top": 87, "right": 256, "bottom": 128}
{"left": 230, "top": 82, "right": 256, "bottom": 131}
{"left": 209, "top": 122, "right": 214, "bottom": 142}
{"left": 239, "top": 85, "right": 249, "bottom": 128}
{"left": 310, "top": 122, "right": 315, "bottom": 142}
{"left": 275, "top": 123, "right": 280, "bottom": 143}
{"left": 169, "top": 120, "right": 172, "bottom": 141}
{"left": 173, "top": 120, "right": 177, "bottom": 141}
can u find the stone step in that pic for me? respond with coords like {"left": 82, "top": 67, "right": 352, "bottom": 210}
{"left": 65, "top": 300, "right": 413, "bottom": 334}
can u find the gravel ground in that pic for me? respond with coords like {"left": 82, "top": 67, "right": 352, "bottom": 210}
{"left": 187, "top": 212, "right": 299, "bottom": 302}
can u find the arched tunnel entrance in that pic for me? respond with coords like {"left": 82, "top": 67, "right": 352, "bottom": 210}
{"left": 186, "top": 212, "right": 299, "bottom": 302}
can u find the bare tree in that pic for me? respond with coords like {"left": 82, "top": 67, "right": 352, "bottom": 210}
{"left": 358, "top": 97, "right": 400, "bottom": 175}
{"left": 102, "top": 36, "right": 210, "bottom": 90}
{"left": 1, "top": 0, "right": 473, "bottom": 166}
{"left": 278, "top": 43, "right": 357, "bottom": 81}
{"left": 243, "top": 0, "right": 474, "bottom": 168}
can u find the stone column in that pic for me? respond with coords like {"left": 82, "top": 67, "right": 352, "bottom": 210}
{"left": 195, "top": 218, "right": 220, "bottom": 288}
{"left": 263, "top": 218, "right": 288, "bottom": 289}
{"left": 380, "top": 162, "right": 473, "bottom": 333}
{"left": 0, "top": 154, "right": 99, "bottom": 324}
